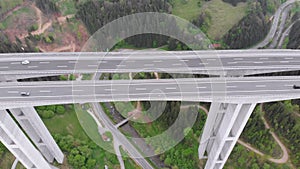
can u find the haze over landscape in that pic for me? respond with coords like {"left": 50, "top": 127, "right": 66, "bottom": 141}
{"left": 0, "top": 0, "right": 300, "bottom": 169}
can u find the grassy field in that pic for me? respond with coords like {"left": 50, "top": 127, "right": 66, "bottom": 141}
{"left": 0, "top": 6, "right": 36, "bottom": 30}
{"left": 52, "top": 0, "right": 88, "bottom": 15}
{"left": 204, "top": 0, "right": 247, "bottom": 40}
{"left": 171, "top": 0, "right": 203, "bottom": 21}
{"left": 172, "top": 0, "right": 248, "bottom": 40}
{"left": 42, "top": 104, "right": 120, "bottom": 168}
{"left": 114, "top": 102, "right": 136, "bottom": 118}
{"left": 52, "top": 0, "right": 77, "bottom": 15}
{"left": 75, "top": 104, "right": 114, "bottom": 151}
{"left": 0, "top": 0, "right": 23, "bottom": 16}
{"left": 42, "top": 105, "right": 89, "bottom": 140}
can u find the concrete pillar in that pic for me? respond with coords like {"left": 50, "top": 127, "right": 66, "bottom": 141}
{"left": 199, "top": 103, "right": 256, "bottom": 169}
{"left": 9, "top": 107, "right": 64, "bottom": 164}
{"left": 0, "top": 109, "right": 55, "bottom": 169}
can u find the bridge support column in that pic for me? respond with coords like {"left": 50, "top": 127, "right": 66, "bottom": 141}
{"left": 199, "top": 102, "right": 256, "bottom": 169}
{"left": 0, "top": 110, "right": 55, "bottom": 169}
{"left": 9, "top": 107, "right": 64, "bottom": 164}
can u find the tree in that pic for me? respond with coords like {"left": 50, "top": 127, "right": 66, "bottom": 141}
{"left": 72, "top": 154, "right": 86, "bottom": 168}
{"left": 78, "top": 146, "right": 92, "bottom": 158}
{"left": 39, "top": 110, "right": 55, "bottom": 119}
{"left": 59, "top": 75, "right": 68, "bottom": 81}
{"left": 164, "top": 157, "right": 172, "bottom": 166}
{"left": 56, "top": 105, "right": 66, "bottom": 115}
{"left": 44, "top": 36, "right": 52, "bottom": 43}
{"left": 263, "top": 163, "right": 271, "bottom": 169}
{"left": 86, "top": 159, "right": 96, "bottom": 168}
{"left": 69, "top": 74, "right": 76, "bottom": 80}
{"left": 251, "top": 163, "right": 260, "bottom": 169}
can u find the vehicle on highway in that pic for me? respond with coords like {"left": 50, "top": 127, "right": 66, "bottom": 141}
{"left": 20, "top": 92, "right": 30, "bottom": 96}
{"left": 21, "top": 60, "right": 30, "bottom": 65}
{"left": 293, "top": 85, "right": 300, "bottom": 89}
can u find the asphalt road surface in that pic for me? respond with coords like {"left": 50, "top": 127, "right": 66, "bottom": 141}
{"left": 1, "top": 76, "right": 300, "bottom": 108}
{"left": 0, "top": 50, "right": 299, "bottom": 76}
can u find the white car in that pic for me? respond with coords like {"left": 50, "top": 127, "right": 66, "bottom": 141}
{"left": 21, "top": 60, "right": 30, "bottom": 65}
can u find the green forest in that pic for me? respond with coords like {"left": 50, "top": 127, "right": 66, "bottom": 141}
{"left": 264, "top": 101, "right": 300, "bottom": 167}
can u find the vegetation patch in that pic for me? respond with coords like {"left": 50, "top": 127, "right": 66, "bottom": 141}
{"left": 0, "top": 0, "right": 23, "bottom": 17}
{"left": 171, "top": 0, "right": 247, "bottom": 39}
{"left": 39, "top": 104, "right": 89, "bottom": 140}
{"left": 171, "top": 0, "right": 204, "bottom": 21}
{"left": 203, "top": 0, "right": 247, "bottom": 39}
{"left": 0, "top": 6, "right": 36, "bottom": 31}
{"left": 241, "top": 107, "right": 282, "bottom": 158}
{"left": 226, "top": 144, "right": 291, "bottom": 169}
{"left": 264, "top": 101, "right": 300, "bottom": 167}
{"left": 75, "top": 104, "right": 114, "bottom": 151}
{"left": 52, "top": 0, "right": 77, "bottom": 15}
{"left": 39, "top": 104, "right": 120, "bottom": 168}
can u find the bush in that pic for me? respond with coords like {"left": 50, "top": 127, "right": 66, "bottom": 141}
{"left": 43, "top": 36, "right": 52, "bottom": 43}
{"left": 56, "top": 105, "right": 66, "bottom": 115}
{"left": 39, "top": 110, "right": 55, "bottom": 119}
{"left": 34, "top": 34, "right": 41, "bottom": 41}
{"left": 59, "top": 75, "right": 68, "bottom": 81}
{"left": 69, "top": 74, "right": 76, "bottom": 80}
{"left": 28, "top": 24, "right": 38, "bottom": 32}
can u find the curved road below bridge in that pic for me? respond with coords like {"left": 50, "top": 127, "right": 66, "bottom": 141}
{"left": 253, "top": 0, "right": 300, "bottom": 49}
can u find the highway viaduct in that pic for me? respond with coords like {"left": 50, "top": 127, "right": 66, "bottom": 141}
{"left": 0, "top": 50, "right": 300, "bottom": 169}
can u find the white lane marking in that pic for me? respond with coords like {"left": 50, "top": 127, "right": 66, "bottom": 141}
{"left": 39, "top": 61, "right": 50, "bottom": 64}
{"left": 136, "top": 88, "right": 147, "bottom": 91}
{"left": 40, "top": 90, "right": 51, "bottom": 93}
{"left": 284, "top": 84, "right": 293, "bottom": 87}
{"left": 180, "top": 59, "right": 189, "bottom": 62}
{"left": 72, "top": 89, "right": 84, "bottom": 92}
{"left": 280, "top": 61, "right": 289, "bottom": 63}
{"left": 105, "top": 88, "right": 116, "bottom": 91}
{"left": 172, "top": 63, "right": 182, "bottom": 66}
{"left": 57, "top": 65, "right": 68, "bottom": 68}
{"left": 233, "top": 58, "right": 243, "bottom": 61}
{"left": 227, "top": 62, "right": 237, "bottom": 64}
{"left": 98, "top": 60, "right": 107, "bottom": 64}
{"left": 259, "top": 58, "right": 268, "bottom": 60}
{"left": 284, "top": 57, "right": 293, "bottom": 60}
{"left": 197, "top": 86, "right": 207, "bottom": 89}
{"left": 166, "top": 87, "right": 176, "bottom": 90}
{"left": 68, "top": 61, "right": 77, "bottom": 64}
{"left": 153, "top": 60, "right": 162, "bottom": 63}
{"left": 88, "top": 65, "right": 98, "bottom": 67}
{"left": 256, "top": 85, "right": 266, "bottom": 88}
{"left": 125, "top": 60, "right": 136, "bottom": 63}
{"left": 199, "top": 62, "right": 208, "bottom": 65}
{"left": 0, "top": 66, "right": 9, "bottom": 69}
{"left": 116, "top": 64, "right": 126, "bottom": 67}
{"left": 7, "top": 91, "right": 18, "bottom": 94}
{"left": 227, "top": 86, "right": 237, "bottom": 88}
{"left": 28, "top": 66, "right": 38, "bottom": 68}
{"left": 254, "top": 62, "right": 263, "bottom": 64}
{"left": 11, "top": 62, "right": 20, "bottom": 65}
{"left": 207, "top": 59, "right": 216, "bottom": 61}
{"left": 144, "top": 64, "right": 154, "bottom": 67}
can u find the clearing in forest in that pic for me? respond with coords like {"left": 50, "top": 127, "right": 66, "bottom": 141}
{"left": 172, "top": 0, "right": 247, "bottom": 40}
